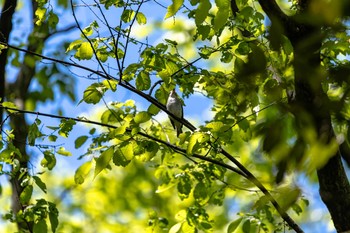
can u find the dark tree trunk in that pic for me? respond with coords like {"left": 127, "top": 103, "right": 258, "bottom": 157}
{"left": 256, "top": 0, "right": 350, "bottom": 231}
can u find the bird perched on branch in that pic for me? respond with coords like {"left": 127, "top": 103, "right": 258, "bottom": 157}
{"left": 166, "top": 89, "right": 183, "bottom": 137}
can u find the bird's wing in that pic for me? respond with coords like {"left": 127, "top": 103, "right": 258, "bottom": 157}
{"left": 170, "top": 118, "right": 176, "bottom": 129}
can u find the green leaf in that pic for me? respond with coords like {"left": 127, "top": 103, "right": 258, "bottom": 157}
{"left": 75, "top": 135, "right": 88, "bottom": 149}
{"left": 66, "top": 39, "right": 83, "bottom": 53}
{"left": 48, "top": 203, "right": 59, "bottom": 233}
{"left": 81, "top": 83, "right": 106, "bottom": 104}
{"left": 20, "top": 185, "right": 33, "bottom": 204}
{"left": 242, "top": 219, "right": 251, "bottom": 233}
{"left": 147, "top": 104, "right": 160, "bottom": 115}
{"left": 227, "top": 218, "right": 243, "bottom": 233}
{"left": 75, "top": 42, "right": 93, "bottom": 60}
{"left": 48, "top": 10, "right": 59, "bottom": 28}
{"left": 169, "top": 222, "right": 182, "bottom": 233}
{"left": 187, "top": 132, "right": 210, "bottom": 155}
{"left": 134, "top": 111, "right": 151, "bottom": 124}
{"left": 35, "top": 8, "right": 47, "bottom": 26}
{"left": 206, "top": 121, "right": 224, "bottom": 132}
{"left": 41, "top": 150, "right": 56, "bottom": 170}
{"left": 2, "top": 101, "right": 18, "bottom": 112}
{"left": 193, "top": 182, "right": 209, "bottom": 205}
{"left": 136, "top": 71, "right": 151, "bottom": 91}
{"left": 48, "top": 135, "right": 57, "bottom": 142}
{"left": 195, "top": 0, "right": 211, "bottom": 25}
{"left": 214, "top": 0, "right": 230, "bottom": 32}
{"left": 102, "top": 79, "right": 118, "bottom": 91}
{"left": 113, "top": 147, "right": 131, "bottom": 167}
{"left": 136, "top": 12, "right": 147, "bottom": 25}
{"left": 33, "top": 176, "right": 47, "bottom": 193}
{"left": 57, "top": 147, "right": 72, "bottom": 156}
{"left": 34, "top": 219, "right": 48, "bottom": 233}
{"left": 58, "top": 119, "right": 76, "bottom": 137}
{"left": 177, "top": 174, "right": 191, "bottom": 200}
{"left": 165, "top": 0, "right": 184, "bottom": 19}
{"left": 94, "top": 147, "right": 114, "bottom": 178}
{"left": 28, "top": 121, "right": 44, "bottom": 146}
{"left": 121, "top": 9, "right": 135, "bottom": 23}
{"left": 74, "top": 161, "right": 92, "bottom": 185}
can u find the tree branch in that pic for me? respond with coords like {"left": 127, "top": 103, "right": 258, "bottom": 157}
{"left": 1, "top": 103, "right": 303, "bottom": 232}
{"left": 257, "top": 0, "right": 289, "bottom": 23}
{"left": 0, "top": 42, "right": 303, "bottom": 232}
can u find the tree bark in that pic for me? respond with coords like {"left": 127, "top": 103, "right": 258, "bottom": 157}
{"left": 257, "top": 0, "right": 350, "bottom": 231}
{"left": 0, "top": 0, "right": 18, "bottom": 125}
{"left": 2, "top": 0, "right": 45, "bottom": 231}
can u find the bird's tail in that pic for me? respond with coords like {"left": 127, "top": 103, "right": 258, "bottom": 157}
{"left": 176, "top": 127, "right": 183, "bottom": 137}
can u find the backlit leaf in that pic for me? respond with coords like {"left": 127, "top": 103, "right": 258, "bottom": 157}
{"left": 134, "top": 111, "right": 151, "bottom": 124}
{"left": 165, "top": 0, "right": 184, "bottom": 19}
{"left": 195, "top": 0, "right": 211, "bottom": 25}
{"left": 75, "top": 42, "right": 93, "bottom": 60}
{"left": 74, "top": 161, "right": 92, "bottom": 184}
{"left": 94, "top": 147, "right": 114, "bottom": 178}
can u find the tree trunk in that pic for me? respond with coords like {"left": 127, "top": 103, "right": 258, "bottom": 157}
{"left": 292, "top": 21, "right": 350, "bottom": 233}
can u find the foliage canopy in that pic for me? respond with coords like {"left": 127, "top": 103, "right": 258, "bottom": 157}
{"left": 0, "top": 0, "right": 350, "bottom": 232}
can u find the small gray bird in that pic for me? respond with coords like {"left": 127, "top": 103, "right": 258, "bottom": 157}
{"left": 166, "top": 89, "right": 183, "bottom": 137}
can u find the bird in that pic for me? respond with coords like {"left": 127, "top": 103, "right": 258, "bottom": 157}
{"left": 166, "top": 89, "right": 183, "bottom": 137}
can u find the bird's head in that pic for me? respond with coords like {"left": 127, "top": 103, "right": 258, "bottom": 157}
{"left": 169, "top": 89, "right": 177, "bottom": 97}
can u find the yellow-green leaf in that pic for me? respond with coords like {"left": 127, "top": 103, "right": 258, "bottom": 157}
{"left": 75, "top": 42, "right": 93, "bottom": 60}
{"left": 136, "top": 12, "right": 147, "bottom": 25}
{"left": 75, "top": 135, "right": 88, "bottom": 149}
{"left": 20, "top": 185, "right": 33, "bottom": 204}
{"left": 74, "top": 161, "right": 92, "bottom": 184}
{"left": 35, "top": 8, "right": 47, "bottom": 26}
{"left": 195, "top": 0, "right": 211, "bottom": 25}
{"left": 214, "top": 0, "right": 230, "bottom": 32}
{"left": 94, "top": 147, "right": 114, "bottom": 178}
{"left": 81, "top": 83, "right": 105, "bottom": 104}
{"left": 165, "top": 0, "right": 184, "bottom": 19}
{"left": 57, "top": 147, "right": 72, "bottom": 156}
{"left": 2, "top": 101, "right": 18, "bottom": 113}
{"left": 187, "top": 132, "right": 210, "bottom": 155}
{"left": 134, "top": 111, "right": 151, "bottom": 124}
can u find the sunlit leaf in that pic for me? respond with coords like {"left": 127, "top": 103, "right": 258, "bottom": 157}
{"left": 134, "top": 111, "right": 151, "bottom": 124}
{"left": 169, "top": 222, "right": 182, "bottom": 233}
{"left": 33, "top": 219, "right": 48, "bottom": 233}
{"left": 81, "top": 83, "right": 106, "bottom": 104}
{"left": 41, "top": 150, "right": 56, "bottom": 170}
{"left": 35, "top": 8, "right": 46, "bottom": 26}
{"left": 136, "top": 12, "right": 147, "bottom": 25}
{"left": 20, "top": 185, "right": 33, "bottom": 204}
{"left": 48, "top": 203, "right": 59, "bottom": 233}
{"left": 136, "top": 71, "right": 151, "bottom": 91}
{"left": 187, "top": 132, "right": 210, "bottom": 155}
{"left": 75, "top": 136, "right": 88, "bottom": 149}
{"left": 122, "top": 9, "right": 135, "bottom": 23}
{"left": 165, "top": 0, "right": 184, "bottom": 19}
{"left": 57, "top": 147, "right": 72, "bottom": 156}
{"left": 227, "top": 218, "right": 243, "bottom": 233}
{"left": 195, "top": 0, "right": 211, "bottom": 25}
{"left": 58, "top": 119, "right": 76, "bottom": 137}
{"left": 214, "top": 0, "right": 230, "bottom": 32}
{"left": 2, "top": 101, "right": 18, "bottom": 112}
{"left": 94, "top": 147, "right": 114, "bottom": 178}
{"left": 75, "top": 42, "right": 94, "bottom": 60}
{"left": 33, "top": 176, "right": 47, "bottom": 193}
{"left": 74, "top": 161, "right": 92, "bottom": 185}
{"left": 113, "top": 147, "right": 131, "bottom": 167}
